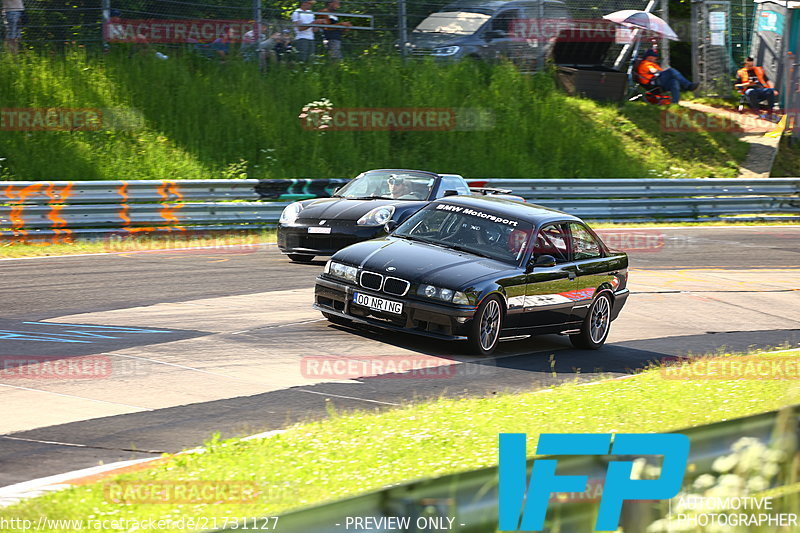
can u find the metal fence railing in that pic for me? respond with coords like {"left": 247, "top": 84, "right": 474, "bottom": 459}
{"left": 2, "top": 178, "right": 798, "bottom": 242}
{"left": 1, "top": 0, "right": 754, "bottom": 71}
{"left": 208, "top": 407, "right": 798, "bottom": 533}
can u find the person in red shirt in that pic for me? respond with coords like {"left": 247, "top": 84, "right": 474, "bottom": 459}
{"left": 636, "top": 49, "right": 698, "bottom": 104}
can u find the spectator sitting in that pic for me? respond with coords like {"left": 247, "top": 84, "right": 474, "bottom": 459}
{"left": 736, "top": 56, "right": 779, "bottom": 121}
{"left": 636, "top": 49, "right": 699, "bottom": 104}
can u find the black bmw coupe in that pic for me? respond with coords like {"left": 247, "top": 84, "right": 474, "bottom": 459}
{"left": 277, "top": 168, "right": 517, "bottom": 262}
{"left": 314, "top": 195, "right": 629, "bottom": 355}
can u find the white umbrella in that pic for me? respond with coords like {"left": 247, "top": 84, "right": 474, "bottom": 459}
{"left": 602, "top": 10, "right": 679, "bottom": 41}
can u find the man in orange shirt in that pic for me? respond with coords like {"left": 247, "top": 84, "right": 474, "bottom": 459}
{"left": 636, "top": 49, "right": 698, "bottom": 104}
{"left": 736, "top": 57, "right": 778, "bottom": 119}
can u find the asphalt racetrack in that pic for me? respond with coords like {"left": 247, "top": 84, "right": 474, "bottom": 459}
{"left": 1, "top": 226, "right": 798, "bottom": 488}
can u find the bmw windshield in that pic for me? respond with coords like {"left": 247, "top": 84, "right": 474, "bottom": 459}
{"left": 393, "top": 202, "right": 534, "bottom": 265}
{"left": 333, "top": 170, "right": 436, "bottom": 201}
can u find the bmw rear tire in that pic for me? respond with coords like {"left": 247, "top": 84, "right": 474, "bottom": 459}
{"left": 570, "top": 293, "right": 612, "bottom": 350}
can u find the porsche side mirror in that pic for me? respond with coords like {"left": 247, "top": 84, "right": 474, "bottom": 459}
{"left": 443, "top": 189, "right": 459, "bottom": 197}
{"left": 384, "top": 220, "right": 398, "bottom": 233}
{"left": 528, "top": 254, "right": 556, "bottom": 271}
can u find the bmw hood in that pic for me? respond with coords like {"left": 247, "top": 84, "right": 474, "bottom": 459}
{"left": 332, "top": 237, "right": 516, "bottom": 288}
{"left": 298, "top": 198, "right": 420, "bottom": 222}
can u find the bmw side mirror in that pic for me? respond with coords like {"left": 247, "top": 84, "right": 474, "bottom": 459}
{"left": 485, "top": 29, "right": 506, "bottom": 40}
{"left": 528, "top": 254, "right": 556, "bottom": 271}
{"left": 384, "top": 220, "right": 398, "bottom": 233}
{"left": 443, "top": 189, "right": 459, "bottom": 197}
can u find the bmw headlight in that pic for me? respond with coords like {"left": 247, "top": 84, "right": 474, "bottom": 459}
{"left": 357, "top": 205, "right": 395, "bottom": 226}
{"left": 326, "top": 261, "right": 358, "bottom": 283}
{"left": 279, "top": 202, "right": 304, "bottom": 224}
{"left": 432, "top": 46, "right": 460, "bottom": 56}
{"left": 418, "top": 284, "right": 469, "bottom": 304}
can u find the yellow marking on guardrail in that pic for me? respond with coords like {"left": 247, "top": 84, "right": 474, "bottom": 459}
{"left": 44, "top": 182, "right": 74, "bottom": 244}
{"left": 157, "top": 181, "right": 185, "bottom": 232}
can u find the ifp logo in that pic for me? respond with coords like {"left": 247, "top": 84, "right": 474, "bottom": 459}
{"left": 498, "top": 433, "right": 690, "bottom": 532}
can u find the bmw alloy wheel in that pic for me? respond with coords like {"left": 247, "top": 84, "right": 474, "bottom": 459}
{"left": 589, "top": 295, "right": 611, "bottom": 344}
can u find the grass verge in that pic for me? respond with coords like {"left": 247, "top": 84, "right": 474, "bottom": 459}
{"left": 0, "top": 50, "right": 748, "bottom": 180}
{"left": 1, "top": 349, "right": 797, "bottom": 531}
{"left": 771, "top": 137, "right": 800, "bottom": 177}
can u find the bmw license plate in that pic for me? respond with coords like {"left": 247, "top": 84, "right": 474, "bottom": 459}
{"left": 308, "top": 227, "right": 331, "bottom": 234}
{"left": 353, "top": 292, "right": 403, "bottom": 315}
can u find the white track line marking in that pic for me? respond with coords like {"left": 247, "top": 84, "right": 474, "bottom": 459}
{"left": 105, "top": 353, "right": 267, "bottom": 384}
{"left": 230, "top": 318, "right": 327, "bottom": 334}
{"left": 296, "top": 388, "right": 401, "bottom": 406}
{"left": 0, "top": 383, "right": 152, "bottom": 411}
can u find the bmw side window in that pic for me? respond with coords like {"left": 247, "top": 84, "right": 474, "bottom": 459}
{"left": 533, "top": 224, "right": 569, "bottom": 263}
{"left": 569, "top": 223, "right": 602, "bottom": 260}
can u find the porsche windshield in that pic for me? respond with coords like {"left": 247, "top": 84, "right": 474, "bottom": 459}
{"left": 393, "top": 203, "right": 534, "bottom": 264}
{"left": 414, "top": 12, "right": 491, "bottom": 35}
{"left": 334, "top": 170, "right": 436, "bottom": 201}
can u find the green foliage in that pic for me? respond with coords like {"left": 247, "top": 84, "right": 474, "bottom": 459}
{"left": 0, "top": 48, "right": 747, "bottom": 180}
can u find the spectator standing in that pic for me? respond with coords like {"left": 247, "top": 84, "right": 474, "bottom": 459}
{"left": 2, "top": 0, "right": 24, "bottom": 55}
{"left": 636, "top": 49, "right": 699, "bottom": 104}
{"left": 292, "top": 0, "right": 323, "bottom": 63}
{"left": 736, "top": 57, "right": 779, "bottom": 120}
{"left": 319, "top": 0, "right": 351, "bottom": 61}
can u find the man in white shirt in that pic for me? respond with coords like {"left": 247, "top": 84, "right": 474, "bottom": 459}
{"left": 291, "top": 0, "right": 320, "bottom": 62}
{"left": 2, "top": 0, "right": 24, "bottom": 54}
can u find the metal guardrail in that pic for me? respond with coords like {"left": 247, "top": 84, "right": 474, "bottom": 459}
{"left": 211, "top": 407, "right": 799, "bottom": 533}
{"left": 1, "top": 178, "right": 798, "bottom": 241}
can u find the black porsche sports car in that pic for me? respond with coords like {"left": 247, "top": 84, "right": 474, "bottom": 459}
{"left": 314, "top": 195, "right": 629, "bottom": 355}
{"left": 277, "top": 168, "right": 519, "bottom": 262}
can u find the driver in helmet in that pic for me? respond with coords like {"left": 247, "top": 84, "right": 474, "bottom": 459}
{"left": 507, "top": 228, "right": 529, "bottom": 256}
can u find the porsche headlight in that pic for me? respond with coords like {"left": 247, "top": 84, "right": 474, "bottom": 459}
{"left": 357, "top": 205, "right": 395, "bottom": 226}
{"left": 327, "top": 261, "right": 358, "bottom": 282}
{"left": 418, "top": 284, "right": 468, "bottom": 304}
{"left": 279, "top": 202, "right": 304, "bottom": 224}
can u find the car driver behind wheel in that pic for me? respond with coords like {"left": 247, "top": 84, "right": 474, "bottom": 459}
{"left": 387, "top": 175, "right": 418, "bottom": 199}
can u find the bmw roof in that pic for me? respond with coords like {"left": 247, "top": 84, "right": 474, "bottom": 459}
{"left": 431, "top": 194, "right": 581, "bottom": 225}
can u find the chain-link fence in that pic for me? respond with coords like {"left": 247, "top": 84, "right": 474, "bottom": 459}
{"left": 0, "top": 0, "right": 757, "bottom": 77}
